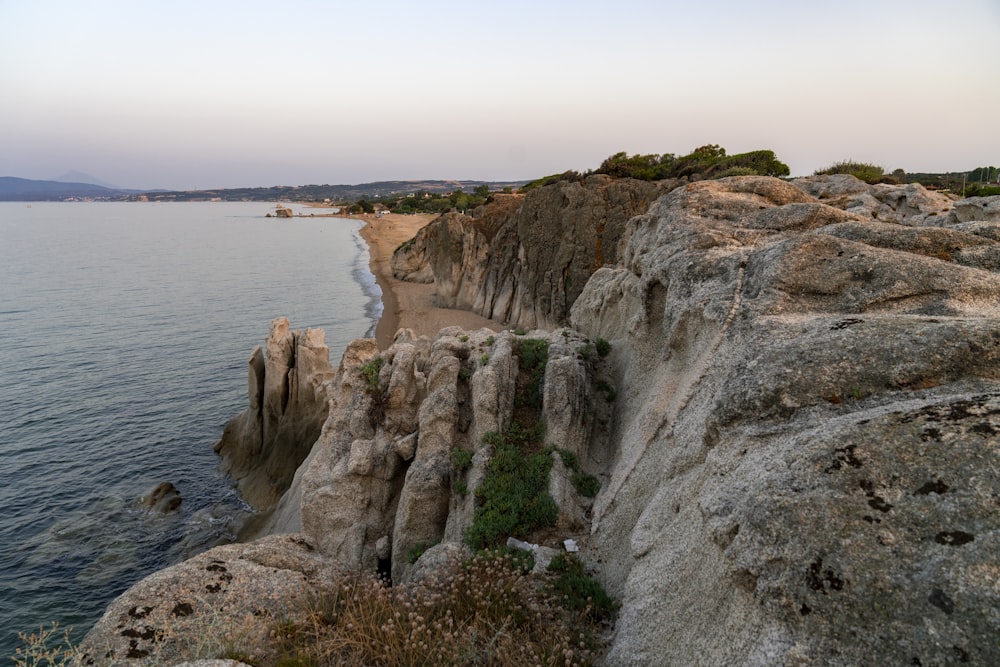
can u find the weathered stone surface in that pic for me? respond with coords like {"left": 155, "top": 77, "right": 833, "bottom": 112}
{"left": 80, "top": 535, "right": 341, "bottom": 666}
{"left": 261, "top": 326, "right": 606, "bottom": 586}
{"left": 214, "top": 318, "right": 334, "bottom": 509}
{"left": 793, "top": 174, "right": 958, "bottom": 226}
{"left": 570, "top": 175, "right": 1000, "bottom": 665}
{"left": 391, "top": 177, "right": 674, "bottom": 330}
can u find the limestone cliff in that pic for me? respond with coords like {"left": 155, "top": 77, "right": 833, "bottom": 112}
{"left": 392, "top": 175, "right": 674, "bottom": 330}
{"left": 84, "top": 176, "right": 1000, "bottom": 666}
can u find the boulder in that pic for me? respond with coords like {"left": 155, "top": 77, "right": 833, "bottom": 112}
{"left": 80, "top": 535, "right": 342, "bottom": 665}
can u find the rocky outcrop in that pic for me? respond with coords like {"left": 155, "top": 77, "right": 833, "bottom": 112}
{"left": 80, "top": 534, "right": 342, "bottom": 665}
{"left": 213, "top": 317, "right": 334, "bottom": 509}
{"left": 87, "top": 175, "right": 1000, "bottom": 666}
{"left": 392, "top": 176, "right": 674, "bottom": 330}
{"left": 275, "top": 325, "right": 610, "bottom": 585}
{"left": 570, "top": 176, "right": 1000, "bottom": 665}
{"left": 793, "top": 174, "right": 959, "bottom": 226}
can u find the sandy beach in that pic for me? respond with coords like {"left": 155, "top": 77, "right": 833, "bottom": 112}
{"left": 355, "top": 212, "right": 504, "bottom": 348}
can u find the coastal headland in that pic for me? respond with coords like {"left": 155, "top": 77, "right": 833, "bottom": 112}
{"left": 79, "top": 174, "right": 1000, "bottom": 666}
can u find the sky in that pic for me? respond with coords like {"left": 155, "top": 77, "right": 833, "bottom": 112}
{"left": 2, "top": 0, "right": 999, "bottom": 190}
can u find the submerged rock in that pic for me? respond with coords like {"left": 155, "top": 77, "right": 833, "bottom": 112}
{"left": 140, "top": 482, "right": 181, "bottom": 513}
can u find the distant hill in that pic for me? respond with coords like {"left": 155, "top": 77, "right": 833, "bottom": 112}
{"left": 0, "top": 177, "right": 529, "bottom": 202}
{"left": 0, "top": 176, "right": 128, "bottom": 201}
{"left": 142, "top": 180, "right": 530, "bottom": 203}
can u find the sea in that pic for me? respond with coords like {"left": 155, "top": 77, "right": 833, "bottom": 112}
{"left": 0, "top": 201, "right": 380, "bottom": 657}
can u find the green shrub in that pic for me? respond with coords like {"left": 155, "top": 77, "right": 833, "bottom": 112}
{"left": 596, "top": 380, "right": 616, "bottom": 402}
{"left": 458, "top": 334, "right": 469, "bottom": 342}
{"left": 595, "top": 338, "right": 611, "bottom": 357}
{"left": 546, "top": 554, "right": 617, "bottom": 622}
{"left": 485, "top": 335, "right": 495, "bottom": 346}
{"left": 466, "top": 422, "right": 557, "bottom": 550}
{"left": 814, "top": 160, "right": 886, "bottom": 184}
{"left": 480, "top": 353, "right": 490, "bottom": 365}
{"left": 451, "top": 447, "right": 474, "bottom": 473}
{"left": 595, "top": 146, "right": 789, "bottom": 181}
{"left": 557, "top": 448, "right": 577, "bottom": 470}
{"left": 517, "top": 338, "right": 550, "bottom": 409}
{"left": 406, "top": 541, "right": 437, "bottom": 564}
{"left": 572, "top": 472, "right": 601, "bottom": 498}
{"left": 360, "top": 356, "right": 383, "bottom": 392}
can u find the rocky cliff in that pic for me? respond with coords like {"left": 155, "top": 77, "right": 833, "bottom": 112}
{"left": 570, "top": 176, "right": 1000, "bottom": 665}
{"left": 392, "top": 175, "right": 674, "bottom": 330}
{"left": 84, "top": 175, "right": 1000, "bottom": 666}
{"left": 214, "top": 317, "right": 334, "bottom": 510}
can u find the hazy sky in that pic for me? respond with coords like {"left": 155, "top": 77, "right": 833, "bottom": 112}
{"left": 2, "top": 0, "right": 999, "bottom": 190}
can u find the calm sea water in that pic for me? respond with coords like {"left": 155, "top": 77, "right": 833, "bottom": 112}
{"left": 0, "top": 202, "right": 379, "bottom": 656}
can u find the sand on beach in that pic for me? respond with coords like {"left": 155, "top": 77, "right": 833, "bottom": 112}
{"left": 356, "top": 212, "right": 504, "bottom": 348}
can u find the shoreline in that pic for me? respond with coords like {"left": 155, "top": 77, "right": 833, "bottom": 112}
{"left": 354, "top": 212, "right": 504, "bottom": 348}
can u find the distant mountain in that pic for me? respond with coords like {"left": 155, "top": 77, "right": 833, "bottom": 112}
{"left": 0, "top": 176, "right": 127, "bottom": 201}
{"left": 53, "top": 171, "right": 121, "bottom": 189}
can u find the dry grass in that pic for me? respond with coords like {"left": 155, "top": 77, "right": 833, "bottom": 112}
{"left": 272, "top": 551, "right": 606, "bottom": 666}
{"left": 16, "top": 551, "right": 610, "bottom": 666}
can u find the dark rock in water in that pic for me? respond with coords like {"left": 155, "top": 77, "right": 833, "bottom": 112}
{"left": 141, "top": 482, "right": 181, "bottom": 513}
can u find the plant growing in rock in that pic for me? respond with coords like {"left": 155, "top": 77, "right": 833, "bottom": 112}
{"left": 361, "top": 356, "right": 386, "bottom": 427}
{"left": 814, "top": 160, "right": 887, "bottom": 184}
{"left": 516, "top": 338, "right": 550, "bottom": 410}
{"left": 451, "top": 447, "right": 473, "bottom": 473}
{"left": 406, "top": 541, "right": 438, "bottom": 564}
{"left": 596, "top": 380, "right": 616, "bottom": 403}
{"left": 466, "top": 422, "right": 557, "bottom": 550}
{"left": 594, "top": 338, "right": 611, "bottom": 357}
{"left": 272, "top": 550, "right": 606, "bottom": 665}
{"left": 546, "top": 554, "right": 617, "bottom": 622}
{"left": 555, "top": 448, "right": 602, "bottom": 498}
{"left": 571, "top": 472, "right": 601, "bottom": 498}
{"left": 361, "top": 356, "right": 384, "bottom": 392}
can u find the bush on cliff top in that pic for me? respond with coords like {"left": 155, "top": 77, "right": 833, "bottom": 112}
{"left": 520, "top": 145, "right": 789, "bottom": 191}
{"left": 814, "top": 160, "right": 887, "bottom": 184}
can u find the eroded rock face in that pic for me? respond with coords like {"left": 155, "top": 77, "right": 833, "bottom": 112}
{"left": 391, "top": 176, "right": 674, "bottom": 330}
{"left": 570, "top": 176, "right": 1000, "bottom": 665}
{"left": 213, "top": 317, "right": 334, "bottom": 510}
{"left": 269, "top": 326, "right": 609, "bottom": 585}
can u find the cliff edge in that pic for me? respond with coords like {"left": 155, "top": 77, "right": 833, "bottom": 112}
{"left": 83, "top": 176, "right": 1000, "bottom": 665}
